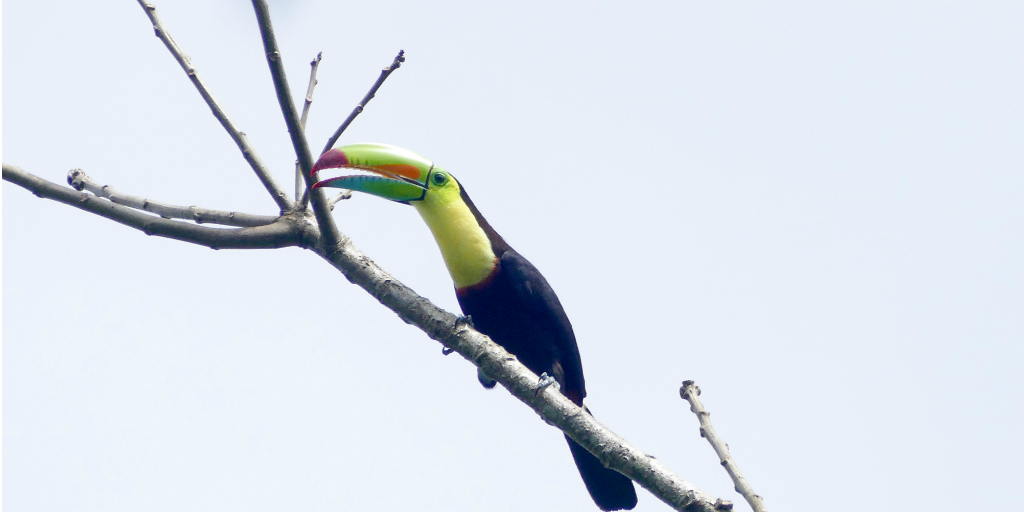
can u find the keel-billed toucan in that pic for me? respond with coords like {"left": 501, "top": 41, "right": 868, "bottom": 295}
{"left": 311, "top": 143, "right": 638, "bottom": 511}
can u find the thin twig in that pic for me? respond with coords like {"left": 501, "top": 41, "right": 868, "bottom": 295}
{"left": 67, "top": 169, "right": 279, "bottom": 227}
{"left": 299, "top": 49, "right": 406, "bottom": 209}
{"left": 300, "top": 52, "right": 322, "bottom": 129}
{"left": 321, "top": 50, "right": 406, "bottom": 156}
{"left": 327, "top": 191, "right": 352, "bottom": 211}
{"left": 250, "top": 0, "right": 340, "bottom": 250}
{"left": 136, "top": 0, "right": 293, "bottom": 212}
{"left": 4, "top": 165, "right": 313, "bottom": 250}
{"left": 295, "top": 52, "right": 323, "bottom": 201}
{"left": 680, "top": 381, "right": 766, "bottom": 512}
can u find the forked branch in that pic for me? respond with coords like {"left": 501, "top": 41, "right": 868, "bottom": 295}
{"left": 136, "top": 0, "right": 293, "bottom": 212}
{"left": 250, "top": 0, "right": 340, "bottom": 250}
{"left": 68, "top": 169, "right": 278, "bottom": 227}
{"left": 299, "top": 49, "right": 406, "bottom": 208}
{"left": 4, "top": 165, "right": 313, "bottom": 250}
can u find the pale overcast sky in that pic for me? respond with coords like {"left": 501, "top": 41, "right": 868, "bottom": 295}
{"left": 4, "top": 1, "right": 1023, "bottom": 511}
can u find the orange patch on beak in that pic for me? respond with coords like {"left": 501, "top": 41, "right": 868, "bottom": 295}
{"left": 370, "top": 163, "right": 423, "bottom": 181}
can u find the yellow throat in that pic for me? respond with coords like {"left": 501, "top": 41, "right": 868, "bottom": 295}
{"left": 411, "top": 176, "right": 496, "bottom": 289}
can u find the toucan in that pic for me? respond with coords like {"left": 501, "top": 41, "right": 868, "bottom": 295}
{"left": 311, "top": 143, "right": 638, "bottom": 511}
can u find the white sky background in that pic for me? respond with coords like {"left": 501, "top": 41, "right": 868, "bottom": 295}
{"left": 4, "top": 1, "right": 1023, "bottom": 510}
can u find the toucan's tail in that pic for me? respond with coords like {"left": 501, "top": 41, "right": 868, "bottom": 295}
{"left": 565, "top": 434, "right": 638, "bottom": 510}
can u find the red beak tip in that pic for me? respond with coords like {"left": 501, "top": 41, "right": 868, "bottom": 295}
{"left": 311, "top": 149, "right": 350, "bottom": 179}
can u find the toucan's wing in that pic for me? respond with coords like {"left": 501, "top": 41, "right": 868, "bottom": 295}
{"left": 500, "top": 252, "right": 637, "bottom": 510}
{"left": 499, "top": 250, "right": 586, "bottom": 404}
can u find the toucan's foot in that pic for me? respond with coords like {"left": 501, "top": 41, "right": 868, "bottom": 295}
{"left": 535, "top": 372, "right": 560, "bottom": 396}
{"left": 455, "top": 315, "right": 475, "bottom": 329}
{"left": 477, "top": 367, "right": 497, "bottom": 389}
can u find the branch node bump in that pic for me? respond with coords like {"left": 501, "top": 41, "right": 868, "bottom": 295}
{"left": 68, "top": 169, "right": 87, "bottom": 191}
{"left": 713, "top": 499, "right": 734, "bottom": 510}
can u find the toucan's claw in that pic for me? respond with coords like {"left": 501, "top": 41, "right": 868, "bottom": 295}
{"left": 455, "top": 315, "right": 475, "bottom": 329}
{"left": 477, "top": 368, "right": 497, "bottom": 389}
{"left": 535, "top": 372, "right": 560, "bottom": 396}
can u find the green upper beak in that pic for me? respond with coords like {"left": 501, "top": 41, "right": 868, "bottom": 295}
{"left": 311, "top": 143, "right": 433, "bottom": 203}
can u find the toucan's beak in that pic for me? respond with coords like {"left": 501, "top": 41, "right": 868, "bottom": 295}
{"left": 311, "top": 143, "right": 433, "bottom": 203}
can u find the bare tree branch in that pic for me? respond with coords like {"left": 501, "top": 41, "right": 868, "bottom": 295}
{"left": 299, "top": 50, "right": 406, "bottom": 209}
{"left": 136, "top": 0, "right": 293, "bottom": 212}
{"left": 681, "top": 381, "right": 765, "bottom": 512}
{"left": 250, "top": 0, "right": 341, "bottom": 251}
{"left": 321, "top": 50, "right": 406, "bottom": 157}
{"left": 295, "top": 52, "right": 323, "bottom": 201}
{"left": 327, "top": 191, "right": 352, "bottom": 211}
{"left": 4, "top": 165, "right": 313, "bottom": 250}
{"left": 66, "top": 169, "right": 279, "bottom": 228}
{"left": 312, "top": 237, "right": 727, "bottom": 512}
{"left": 300, "top": 53, "right": 322, "bottom": 131}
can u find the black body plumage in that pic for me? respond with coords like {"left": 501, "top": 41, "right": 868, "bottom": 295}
{"left": 455, "top": 187, "right": 638, "bottom": 511}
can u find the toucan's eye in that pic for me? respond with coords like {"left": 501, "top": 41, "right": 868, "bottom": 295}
{"left": 431, "top": 172, "right": 448, "bottom": 186}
